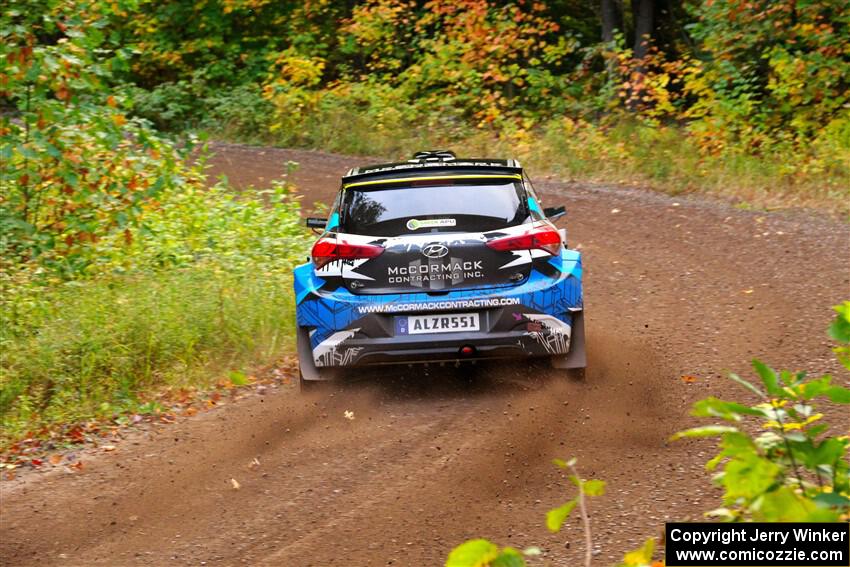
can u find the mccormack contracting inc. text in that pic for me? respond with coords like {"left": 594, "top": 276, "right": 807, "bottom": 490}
{"left": 665, "top": 522, "right": 849, "bottom": 566}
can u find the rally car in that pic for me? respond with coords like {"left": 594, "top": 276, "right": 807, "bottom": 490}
{"left": 293, "top": 150, "right": 586, "bottom": 387}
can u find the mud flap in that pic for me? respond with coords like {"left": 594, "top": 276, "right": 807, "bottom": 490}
{"left": 550, "top": 311, "right": 586, "bottom": 369}
{"left": 297, "top": 327, "right": 336, "bottom": 381}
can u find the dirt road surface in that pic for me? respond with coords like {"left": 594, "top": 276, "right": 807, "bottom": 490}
{"left": 2, "top": 143, "right": 849, "bottom": 566}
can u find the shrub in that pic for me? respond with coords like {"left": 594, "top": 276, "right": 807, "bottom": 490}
{"left": 0, "top": 0, "right": 190, "bottom": 278}
{"left": 126, "top": 79, "right": 274, "bottom": 141}
{"left": 0, "top": 2, "right": 311, "bottom": 446}
{"left": 0, "top": 176, "right": 310, "bottom": 444}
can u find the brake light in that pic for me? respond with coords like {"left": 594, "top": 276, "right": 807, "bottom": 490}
{"left": 311, "top": 237, "right": 384, "bottom": 269}
{"left": 485, "top": 226, "right": 562, "bottom": 255}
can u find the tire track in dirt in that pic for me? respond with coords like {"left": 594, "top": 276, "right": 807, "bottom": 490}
{"left": 2, "top": 143, "right": 848, "bottom": 566}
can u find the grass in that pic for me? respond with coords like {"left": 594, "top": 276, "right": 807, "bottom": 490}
{"left": 0, "top": 263, "right": 298, "bottom": 444}
{"left": 0, "top": 172, "right": 310, "bottom": 448}
{"left": 139, "top": 78, "right": 849, "bottom": 214}
{"left": 522, "top": 119, "right": 850, "bottom": 214}
{"left": 208, "top": 94, "right": 850, "bottom": 215}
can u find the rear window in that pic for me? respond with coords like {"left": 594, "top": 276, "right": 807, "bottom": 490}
{"left": 340, "top": 179, "right": 528, "bottom": 236}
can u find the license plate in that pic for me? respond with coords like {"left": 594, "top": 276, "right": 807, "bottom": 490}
{"left": 396, "top": 313, "right": 480, "bottom": 335}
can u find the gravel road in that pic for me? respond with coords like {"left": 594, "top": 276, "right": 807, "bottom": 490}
{"left": 2, "top": 143, "right": 848, "bottom": 566}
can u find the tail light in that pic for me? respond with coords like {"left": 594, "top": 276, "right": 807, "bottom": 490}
{"left": 311, "top": 237, "right": 384, "bottom": 269}
{"left": 485, "top": 225, "right": 562, "bottom": 255}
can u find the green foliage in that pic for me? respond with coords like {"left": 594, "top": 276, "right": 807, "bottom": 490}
{"left": 445, "top": 540, "right": 527, "bottom": 567}
{"left": 0, "top": 262, "right": 297, "bottom": 440}
{"left": 127, "top": 80, "right": 273, "bottom": 139}
{"left": 47, "top": 0, "right": 845, "bottom": 209}
{"left": 686, "top": 1, "right": 850, "bottom": 143}
{"left": 448, "top": 457, "right": 604, "bottom": 566}
{"left": 114, "top": 0, "right": 307, "bottom": 87}
{"left": 0, "top": 0, "right": 188, "bottom": 278}
{"left": 619, "top": 538, "right": 655, "bottom": 567}
{"left": 615, "top": 305, "right": 850, "bottom": 563}
{"left": 546, "top": 457, "right": 606, "bottom": 533}
{"left": 0, "top": 2, "right": 311, "bottom": 445}
{"left": 671, "top": 352, "right": 850, "bottom": 523}
{"left": 96, "top": 174, "right": 306, "bottom": 274}
{"left": 0, "top": 176, "right": 310, "bottom": 442}
{"left": 447, "top": 305, "right": 850, "bottom": 565}
{"left": 545, "top": 500, "right": 578, "bottom": 533}
{"left": 829, "top": 301, "right": 850, "bottom": 371}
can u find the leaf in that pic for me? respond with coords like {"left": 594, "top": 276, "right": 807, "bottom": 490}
{"left": 230, "top": 478, "right": 241, "bottom": 490}
{"left": 621, "top": 537, "right": 655, "bottom": 566}
{"left": 228, "top": 371, "right": 249, "bottom": 386}
{"left": 807, "top": 423, "right": 829, "bottom": 438}
{"left": 722, "top": 453, "right": 781, "bottom": 501}
{"left": 752, "top": 359, "right": 782, "bottom": 396}
{"left": 753, "top": 486, "right": 823, "bottom": 522}
{"left": 728, "top": 372, "right": 765, "bottom": 398}
{"left": 582, "top": 479, "right": 606, "bottom": 497}
{"left": 804, "top": 438, "right": 848, "bottom": 468}
{"left": 827, "top": 302, "right": 850, "bottom": 343}
{"left": 706, "top": 431, "right": 757, "bottom": 470}
{"left": 691, "top": 397, "right": 766, "bottom": 421}
{"left": 546, "top": 498, "right": 577, "bottom": 533}
{"left": 812, "top": 492, "right": 850, "bottom": 509}
{"left": 670, "top": 425, "right": 739, "bottom": 441}
{"left": 445, "top": 539, "right": 500, "bottom": 567}
{"left": 798, "top": 376, "right": 833, "bottom": 400}
{"left": 826, "top": 386, "right": 850, "bottom": 403}
{"left": 491, "top": 548, "right": 526, "bottom": 567}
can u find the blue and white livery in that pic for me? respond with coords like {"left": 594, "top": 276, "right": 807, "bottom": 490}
{"left": 294, "top": 151, "right": 586, "bottom": 385}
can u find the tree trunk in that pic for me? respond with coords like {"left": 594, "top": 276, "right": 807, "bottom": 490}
{"left": 632, "top": 0, "right": 654, "bottom": 60}
{"left": 627, "top": 0, "right": 655, "bottom": 110}
{"left": 601, "top": 0, "right": 623, "bottom": 42}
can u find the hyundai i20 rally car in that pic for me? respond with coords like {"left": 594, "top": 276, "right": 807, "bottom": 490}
{"left": 294, "top": 150, "right": 586, "bottom": 387}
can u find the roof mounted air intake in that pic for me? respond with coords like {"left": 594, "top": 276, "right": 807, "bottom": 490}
{"left": 411, "top": 150, "right": 456, "bottom": 162}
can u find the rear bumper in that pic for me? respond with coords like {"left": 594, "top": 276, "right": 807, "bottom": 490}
{"left": 294, "top": 250, "right": 583, "bottom": 368}
{"left": 339, "top": 320, "right": 573, "bottom": 366}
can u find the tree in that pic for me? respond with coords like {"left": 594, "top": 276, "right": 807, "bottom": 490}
{"left": 631, "top": 0, "right": 654, "bottom": 60}
{"left": 601, "top": 0, "right": 623, "bottom": 42}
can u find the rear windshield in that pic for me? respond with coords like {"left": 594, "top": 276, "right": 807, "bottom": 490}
{"left": 340, "top": 179, "right": 528, "bottom": 236}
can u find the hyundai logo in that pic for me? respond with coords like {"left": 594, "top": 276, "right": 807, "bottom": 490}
{"left": 422, "top": 243, "right": 449, "bottom": 259}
